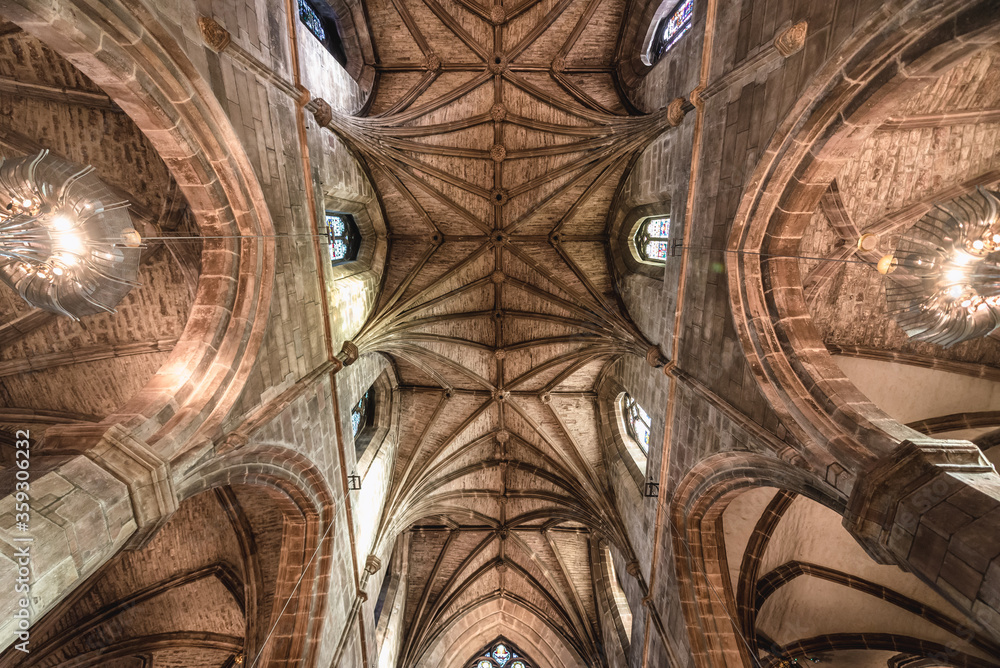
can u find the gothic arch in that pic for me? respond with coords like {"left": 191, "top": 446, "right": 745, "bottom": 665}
{"left": 177, "top": 445, "right": 337, "bottom": 667}
{"left": 725, "top": 0, "right": 1000, "bottom": 492}
{"left": 669, "top": 451, "right": 845, "bottom": 668}
{"left": 1, "top": 0, "right": 277, "bottom": 459}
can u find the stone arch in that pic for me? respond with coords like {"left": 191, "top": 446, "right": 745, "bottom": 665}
{"left": 177, "top": 445, "right": 337, "bottom": 667}
{"left": 412, "top": 598, "right": 586, "bottom": 668}
{"left": 669, "top": 451, "right": 845, "bottom": 668}
{"left": 726, "top": 0, "right": 1000, "bottom": 491}
{"left": 2, "top": 0, "right": 276, "bottom": 459}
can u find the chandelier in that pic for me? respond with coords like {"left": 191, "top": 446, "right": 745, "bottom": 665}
{"left": 0, "top": 150, "right": 142, "bottom": 319}
{"left": 879, "top": 187, "right": 1000, "bottom": 347}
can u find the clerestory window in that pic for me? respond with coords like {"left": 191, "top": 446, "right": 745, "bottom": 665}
{"left": 352, "top": 386, "right": 376, "bottom": 459}
{"left": 649, "top": 0, "right": 694, "bottom": 63}
{"left": 298, "top": 0, "right": 348, "bottom": 65}
{"left": 326, "top": 211, "right": 361, "bottom": 265}
{"left": 620, "top": 393, "right": 651, "bottom": 455}
{"left": 634, "top": 215, "right": 670, "bottom": 264}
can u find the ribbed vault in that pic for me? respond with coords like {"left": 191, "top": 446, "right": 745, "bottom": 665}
{"left": 312, "top": 0, "right": 674, "bottom": 663}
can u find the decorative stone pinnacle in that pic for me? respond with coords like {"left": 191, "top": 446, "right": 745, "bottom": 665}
{"left": 312, "top": 98, "right": 333, "bottom": 128}
{"left": 198, "top": 16, "right": 231, "bottom": 52}
{"left": 774, "top": 21, "right": 808, "bottom": 57}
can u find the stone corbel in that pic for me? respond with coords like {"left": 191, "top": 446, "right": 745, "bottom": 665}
{"left": 198, "top": 16, "right": 231, "bottom": 52}
{"left": 311, "top": 97, "right": 334, "bottom": 128}
{"left": 339, "top": 340, "right": 360, "bottom": 366}
{"left": 86, "top": 424, "right": 178, "bottom": 548}
{"left": 774, "top": 21, "right": 808, "bottom": 58}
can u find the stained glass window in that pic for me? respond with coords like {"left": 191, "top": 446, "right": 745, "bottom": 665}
{"left": 634, "top": 215, "right": 670, "bottom": 263}
{"left": 352, "top": 389, "right": 372, "bottom": 437}
{"left": 297, "top": 0, "right": 349, "bottom": 65}
{"left": 298, "top": 0, "right": 326, "bottom": 41}
{"left": 326, "top": 212, "right": 361, "bottom": 265}
{"left": 466, "top": 641, "right": 533, "bottom": 668}
{"left": 650, "top": 0, "right": 694, "bottom": 62}
{"left": 621, "top": 393, "right": 651, "bottom": 454}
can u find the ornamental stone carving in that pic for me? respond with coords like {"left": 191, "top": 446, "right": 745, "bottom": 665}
{"left": 667, "top": 97, "right": 687, "bottom": 127}
{"left": 774, "top": 21, "right": 807, "bottom": 57}
{"left": 312, "top": 98, "right": 333, "bottom": 128}
{"left": 198, "top": 16, "right": 232, "bottom": 52}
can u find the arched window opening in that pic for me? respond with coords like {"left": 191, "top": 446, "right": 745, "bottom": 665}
{"left": 648, "top": 0, "right": 694, "bottom": 63}
{"left": 352, "top": 385, "right": 376, "bottom": 458}
{"left": 466, "top": 639, "right": 535, "bottom": 668}
{"left": 634, "top": 215, "right": 670, "bottom": 264}
{"left": 604, "top": 547, "right": 634, "bottom": 645}
{"left": 373, "top": 552, "right": 395, "bottom": 626}
{"left": 620, "top": 393, "right": 651, "bottom": 455}
{"left": 298, "top": 0, "right": 348, "bottom": 66}
{"left": 326, "top": 211, "right": 361, "bottom": 265}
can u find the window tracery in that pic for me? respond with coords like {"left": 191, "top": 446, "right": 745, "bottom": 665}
{"left": 634, "top": 215, "right": 670, "bottom": 264}
{"left": 466, "top": 641, "right": 534, "bottom": 668}
{"left": 326, "top": 212, "right": 361, "bottom": 265}
{"left": 620, "top": 393, "right": 651, "bottom": 455}
{"left": 649, "top": 0, "right": 694, "bottom": 62}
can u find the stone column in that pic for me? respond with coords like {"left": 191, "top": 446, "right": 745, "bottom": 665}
{"left": 0, "top": 425, "right": 176, "bottom": 652}
{"left": 845, "top": 438, "right": 1000, "bottom": 639}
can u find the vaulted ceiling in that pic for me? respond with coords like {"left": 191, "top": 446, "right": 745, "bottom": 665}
{"left": 317, "top": 0, "right": 672, "bottom": 663}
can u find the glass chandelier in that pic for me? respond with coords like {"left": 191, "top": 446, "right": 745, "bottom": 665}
{"left": 0, "top": 150, "right": 142, "bottom": 319}
{"left": 880, "top": 186, "right": 1000, "bottom": 347}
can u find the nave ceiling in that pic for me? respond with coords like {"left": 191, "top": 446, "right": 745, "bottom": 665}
{"left": 1, "top": 0, "right": 1000, "bottom": 667}
{"left": 321, "top": 0, "right": 675, "bottom": 663}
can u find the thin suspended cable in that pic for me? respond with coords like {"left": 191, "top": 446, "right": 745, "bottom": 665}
{"left": 248, "top": 517, "right": 336, "bottom": 668}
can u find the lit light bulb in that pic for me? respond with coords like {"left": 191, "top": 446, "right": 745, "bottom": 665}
{"left": 973, "top": 239, "right": 985, "bottom": 250}
{"left": 57, "top": 233, "right": 85, "bottom": 256}
{"left": 52, "top": 253, "right": 77, "bottom": 266}
{"left": 51, "top": 215, "right": 74, "bottom": 231}
{"left": 21, "top": 198, "right": 33, "bottom": 208}
{"left": 993, "top": 234, "right": 1000, "bottom": 244}
{"left": 961, "top": 299, "right": 972, "bottom": 308}
{"left": 949, "top": 285, "right": 964, "bottom": 298}
{"left": 51, "top": 266, "right": 64, "bottom": 276}
{"left": 946, "top": 269, "right": 965, "bottom": 283}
